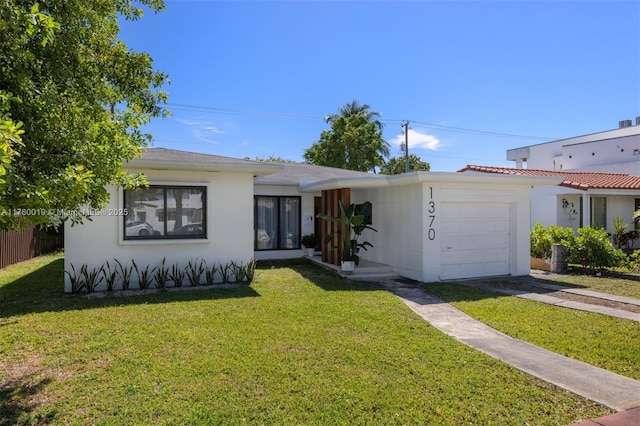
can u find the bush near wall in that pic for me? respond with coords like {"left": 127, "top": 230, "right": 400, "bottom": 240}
{"left": 531, "top": 223, "right": 627, "bottom": 270}
{"left": 66, "top": 258, "right": 257, "bottom": 294}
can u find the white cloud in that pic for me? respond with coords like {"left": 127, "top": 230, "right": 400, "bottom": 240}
{"left": 391, "top": 129, "right": 441, "bottom": 151}
{"left": 176, "top": 118, "right": 227, "bottom": 145}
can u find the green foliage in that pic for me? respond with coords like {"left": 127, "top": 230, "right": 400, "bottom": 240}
{"left": 67, "top": 257, "right": 257, "bottom": 292}
{"left": 153, "top": 257, "right": 169, "bottom": 289}
{"left": 132, "top": 259, "right": 154, "bottom": 290}
{"left": 80, "top": 264, "right": 104, "bottom": 293}
{"left": 169, "top": 263, "right": 186, "bottom": 288}
{"left": 303, "top": 100, "right": 390, "bottom": 172}
{"left": 219, "top": 262, "right": 231, "bottom": 283}
{"left": 186, "top": 259, "right": 205, "bottom": 286}
{"left": 380, "top": 154, "right": 431, "bottom": 175}
{"left": 633, "top": 209, "right": 640, "bottom": 229}
{"left": 301, "top": 233, "right": 320, "bottom": 248}
{"left": 0, "top": 0, "right": 168, "bottom": 230}
{"left": 318, "top": 200, "right": 376, "bottom": 264}
{"left": 568, "top": 226, "right": 627, "bottom": 269}
{"left": 65, "top": 263, "right": 84, "bottom": 293}
{"left": 115, "top": 258, "right": 133, "bottom": 290}
{"left": 245, "top": 258, "right": 257, "bottom": 283}
{"left": 204, "top": 260, "right": 217, "bottom": 285}
{"left": 252, "top": 155, "right": 296, "bottom": 163}
{"left": 101, "top": 260, "right": 118, "bottom": 292}
{"left": 629, "top": 250, "right": 640, "bottom": 273}
{"left": 530, "top": 223, "right": 575, "bottom": 259}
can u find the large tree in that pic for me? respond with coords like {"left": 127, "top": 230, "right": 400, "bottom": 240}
{"left": 380, "top": 154, "right": 431, "bottom": 175}
{"left": 303, "top": 100, "right": 390, "bottom": 172}
{"left": 0, "top": 1, "right": 168, "bottom": 230}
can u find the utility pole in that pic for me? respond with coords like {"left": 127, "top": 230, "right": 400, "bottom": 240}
{"left": 401, "top": 121, "right": 410, "bottom": 173}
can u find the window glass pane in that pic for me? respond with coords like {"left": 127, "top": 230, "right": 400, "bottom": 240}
{"left": 256, "top": 197, "right": 277, "bottom": 249}
{"left": 124, "top": 188, "right": 164, "bottom": 237}
{"left": 167, "top": 188, "right": 205, "bottom": 236}
{"left": 591, "top": 197, "right": 607, "bottom": 229}
{"left": 124, "top": 186, "right": 206, "bottom": 240}
{"left": 280, "top": 197, "right": 300, "bottom": 249}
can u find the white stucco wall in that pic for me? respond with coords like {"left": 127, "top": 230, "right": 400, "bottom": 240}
{"left": 252, "top": 184, "right": 318, "bottom": 260}
{"left": 64, "top": 169, "right": 255, "bottom": 292}
{"left": 508, "top": 127, "right": 640, "bottom": 173}
{"left": 350, "top": 176, "right": 535, "bottom": 282}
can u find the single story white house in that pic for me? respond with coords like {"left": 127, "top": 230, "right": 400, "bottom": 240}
{"left": 64, "top": 148, "right": 561, "bottom": 292}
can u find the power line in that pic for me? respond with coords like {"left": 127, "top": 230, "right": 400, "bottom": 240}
{"left": 164, "top": 102, "right": 557, "bottom": 141}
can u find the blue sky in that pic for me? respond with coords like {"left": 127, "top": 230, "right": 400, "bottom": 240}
{"left": 119, "top": 0, "right": 640, "bottom": 172}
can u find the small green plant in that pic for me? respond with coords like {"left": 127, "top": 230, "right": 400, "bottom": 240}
{"left": 301, "top": 233, "right": 320, "bottom": 249}
{"left": 204, "top": 261, "right": 217, "bottom": 285}
{"left": 169, "top": 263, "right": 186, "bottom": 288}
{"left": 219, "top": 262, "right": 231, "bottom": 284}
{"left": 629, "top": 249, "right": 640, "bottom": 273}
{"left": 317, "top": 200, "right": 376, "bottom": 264}
{"left": 115, "top": 259, "right": 133, "bottom": 291}
{"left": 80, "top": 264, "right": 104, "bottom": 293}
{"left": 65, "top": 264, "right": 85, "bottom": 293}
{"left": 101, "top": 260, "right": 118, "bottom": 292}
{"left": 153, "top": 258, "right": 170, "bottom": 289}
{"left": 229, "top": 261, "right": 244, "bottom": 283}
{"left": 186, "top": 259, "right": 205, "bottom": 286}
{"left": 132, "top": 259, "right": 155, "bottom": 290}
{"left": 245, "top": 258, "right": 257, "bottom": 284}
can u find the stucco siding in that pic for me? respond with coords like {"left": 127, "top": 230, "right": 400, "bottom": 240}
{"left": 64, "top": 170, "right": 255, "bottom": 292}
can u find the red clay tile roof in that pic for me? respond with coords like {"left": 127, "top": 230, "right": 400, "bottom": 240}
{"left": 458, "top": 165, "right": 640, "bottom": 190}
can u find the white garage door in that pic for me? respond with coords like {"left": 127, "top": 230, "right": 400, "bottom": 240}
{"left": 439, "top": 202, "right": 511, "bottom": 280}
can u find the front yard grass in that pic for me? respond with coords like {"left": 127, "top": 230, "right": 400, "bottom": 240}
{"left": 540, "top": 272, "right": 640, "bottom": 299}
{"left": 1, "top": 254, "right": 612, "bottom": 425}
{"left": 422, "top": 282, "right": 640, "bottom": 381}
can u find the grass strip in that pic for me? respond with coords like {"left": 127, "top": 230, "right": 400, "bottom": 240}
{"left": 422, "top": 282, "right": 640, "bottom": 380}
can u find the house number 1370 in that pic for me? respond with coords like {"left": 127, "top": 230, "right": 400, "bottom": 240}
{"left": 427, "top": 187, "right": 436, "bottom": 241}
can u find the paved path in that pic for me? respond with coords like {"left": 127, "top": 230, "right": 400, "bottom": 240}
{"left": 364, "top": 278, "right": 640, "bottom": 416}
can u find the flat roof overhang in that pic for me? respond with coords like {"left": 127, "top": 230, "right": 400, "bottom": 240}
{"left": 298, "top": 171, "right": 564, "bottom": 192}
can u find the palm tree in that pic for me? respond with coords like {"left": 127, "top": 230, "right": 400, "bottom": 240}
{"left": 326, "top": 100, "right": 385, "bottom": 133}
{"left": 305, "top": 100, "right": 390, "bottom": 172}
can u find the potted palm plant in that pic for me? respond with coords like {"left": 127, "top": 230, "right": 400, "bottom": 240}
{"left": 301, "top": 233, "right": 320, "bottom": 257}
{"left": 317, "top": 200, "right": 376, "bottom": 274}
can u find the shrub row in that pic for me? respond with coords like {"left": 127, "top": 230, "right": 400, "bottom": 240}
{"left": 530, "top": 223, "right": 630, "bottom": 270}
{"left": 66, "top": 257, "right": 257, "bottom": 293}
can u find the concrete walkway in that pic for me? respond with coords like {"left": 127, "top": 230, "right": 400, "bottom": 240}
{"left": 363, "top": 277, "right": 640, "bottom": 423}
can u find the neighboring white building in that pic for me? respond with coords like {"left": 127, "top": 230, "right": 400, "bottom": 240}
{"left": 64, "top": 148, "right": 559, "bottom": 291}
{"left": 506, "top": 118, "right": 640, "bottom": 174}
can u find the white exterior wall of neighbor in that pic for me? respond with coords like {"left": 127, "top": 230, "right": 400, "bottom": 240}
{"left": 524, "top": 186, "right": 639, "bottom": 248}
{"left": 64, "top": 169, "right": 255, "bottom": 292}
{"left": 252, "top": 183, "right": 318, "bottom": 260}
{"left": 507, "top": 125, "right": 640, "bottom": 173}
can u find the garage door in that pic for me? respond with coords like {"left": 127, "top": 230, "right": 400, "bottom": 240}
{"left": 439, "top": 202, "right": 511, "bottom": 280}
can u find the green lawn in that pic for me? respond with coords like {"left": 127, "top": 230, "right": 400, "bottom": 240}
{"left": 422, "top": 282, "right": 640, "bottom": 381}
{"left": 0, "top": 254, "right": 611, "bottom": 425}
{"left": 538, "top": 272, "right": 640, "bottom": 299}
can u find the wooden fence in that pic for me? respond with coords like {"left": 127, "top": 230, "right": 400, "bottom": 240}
{"left": 0, "top": 226, "right": 63, "bottom": 269}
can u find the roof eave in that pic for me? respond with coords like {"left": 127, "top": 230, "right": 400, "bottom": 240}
{"left": 125, "top": 159, "right": 283, "bottom": 177}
